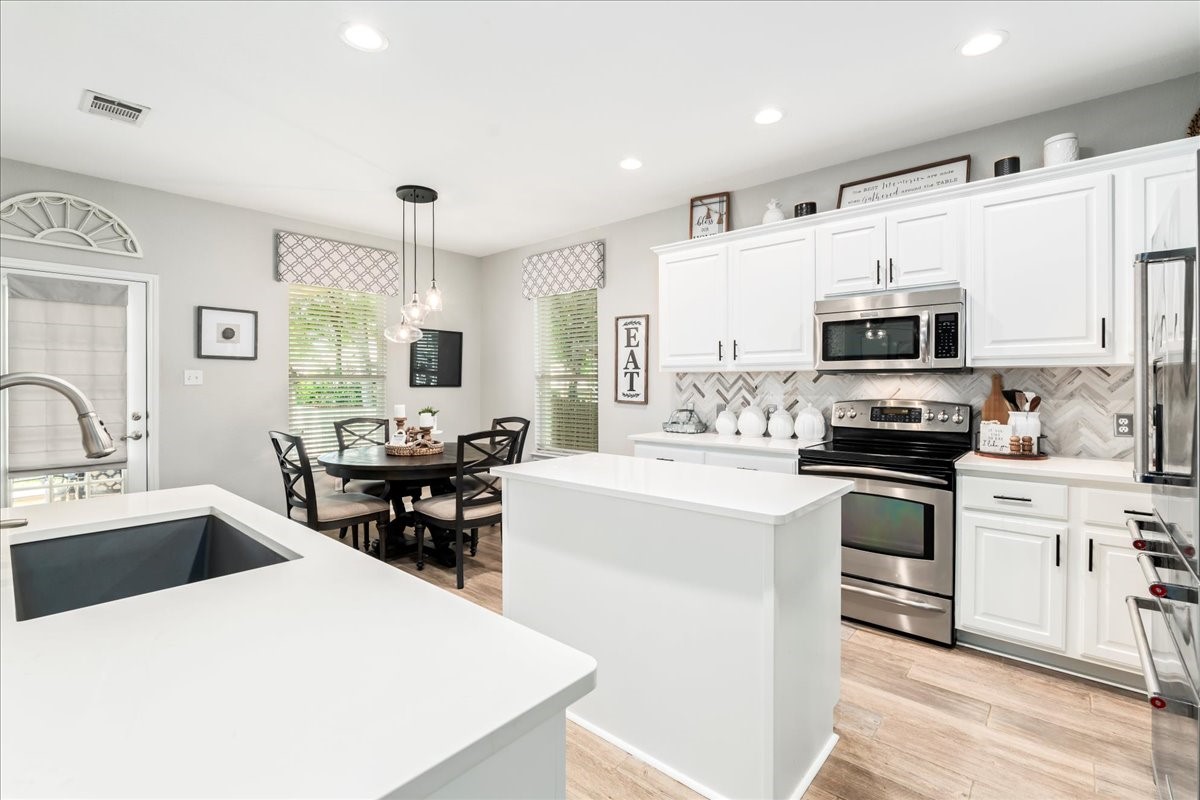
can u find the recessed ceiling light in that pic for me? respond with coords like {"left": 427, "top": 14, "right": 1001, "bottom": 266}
{"left": 620, "top": 157, "right": 643, "bottom": 170}
{"left": 339, "top": 22, "right": 388, "bottom": 52}
{"left": 754, "top": 107, "right": 784, "bottom": 125}
{"left": 958, "top": 30, "right": 1007, "bottom": 57}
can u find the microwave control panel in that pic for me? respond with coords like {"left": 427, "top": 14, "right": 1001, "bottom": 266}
{"left": 933, "top": 313, "right": 959, "bottom": 360}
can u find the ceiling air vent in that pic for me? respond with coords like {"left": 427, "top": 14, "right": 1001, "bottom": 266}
{"left": 79, "top": 90, "right": 149, "bottom": 126}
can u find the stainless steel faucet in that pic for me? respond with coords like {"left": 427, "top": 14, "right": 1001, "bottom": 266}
{"left": 0, "top": 372, "right": 117, "bottom": 528}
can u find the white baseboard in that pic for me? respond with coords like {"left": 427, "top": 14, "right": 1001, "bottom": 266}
{"left": 566, "top": 712, "right": 838, "bottom": 800}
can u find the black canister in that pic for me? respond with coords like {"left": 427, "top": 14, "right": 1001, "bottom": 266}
{"left": 794, "top": 201, "right": 817, "bottom": 217}
{"left": 994, "top": 156, "right": 1020, "bottom": 176}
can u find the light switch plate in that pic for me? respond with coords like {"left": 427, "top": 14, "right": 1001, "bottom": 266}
{"left": 1114, "top": 412, "right": 1134, "bottom": 437}
{"left": 184, "top": 370, "right": 203, "bottom": 386}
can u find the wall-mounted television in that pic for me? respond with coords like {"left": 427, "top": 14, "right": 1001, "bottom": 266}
{"left": 409, "top": 329, "right": 463, "bottom": 387}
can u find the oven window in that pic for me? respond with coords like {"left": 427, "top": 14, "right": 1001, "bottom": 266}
{"left": 822, "top": 316, "right": 920, "bottom": 361}
{"left": 842, "top": 492, "right": 935, "bottom": 559}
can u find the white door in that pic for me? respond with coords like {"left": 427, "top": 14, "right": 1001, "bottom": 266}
{"left": 658, "top": 246, "right": 728, "bottom": 370}
{"left": 968, "top": 174, "right": 1114, "bottom": 364}
{"left": 1078, "top": 527, "right": 1147, "bottom": 670}
{"left": 1, "top": 262, "right": 153, "bottom": 507}
{"left": 815, "top": 215, "right": 886, "bottom": 297}
{"left": 727, "top": 228, "right": 816, "bottom": 369}
{"left": 958, "top": 511, "right": 1067, "bottom": 650}
{"left": 885, "top": 201, "right": 964, "bottom": 290}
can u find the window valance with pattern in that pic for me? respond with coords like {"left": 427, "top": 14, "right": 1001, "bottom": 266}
{"left": 275, "top": 231, "right": 399, "bottom": 296}
{"left": 521, "top": 240, "right": 605, "bottom": 299}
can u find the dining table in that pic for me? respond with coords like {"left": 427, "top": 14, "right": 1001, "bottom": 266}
{"left": 318, "top": 445, "right": 460, "bottom": 562}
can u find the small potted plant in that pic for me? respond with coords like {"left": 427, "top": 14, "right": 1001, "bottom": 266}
{"left": 418, "top": 406, "right": 440, "bottom": 430}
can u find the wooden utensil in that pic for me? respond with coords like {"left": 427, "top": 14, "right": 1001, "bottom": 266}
{"left": 1028, "top": 396, "right": 1041, "bottom": 412}
{"left": 983, "top": 374, "right": 1010, "bottom": 423}
{"left": 1002, "top": 390, "right": 1021, "bottom": 412}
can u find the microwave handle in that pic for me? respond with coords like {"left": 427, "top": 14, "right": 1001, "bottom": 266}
{"left": 919, "top": 310, "right": 930, "bottom": 363}
{"left": 1133, "top": 254, "right": 1150, "bottom": 479}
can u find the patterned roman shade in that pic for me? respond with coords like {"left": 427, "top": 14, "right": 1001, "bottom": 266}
{"left": 521, "top": 240, "right": 605, "bottom": 299}
{"left": 275, "top": 231, "right": 399, "bottom": 296}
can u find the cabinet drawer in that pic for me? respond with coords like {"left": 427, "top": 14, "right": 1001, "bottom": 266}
{"left": 703, "top": 450, "right": 798, "bottom": 475}
{"left": 632, "top": 443, "right": 705, "bottom": 464}
{"left": 959, "top": 476, "right": 1068, "bottom": 519}
{"left": 1083, "top": 488, "right": 1154, "bottom": 528}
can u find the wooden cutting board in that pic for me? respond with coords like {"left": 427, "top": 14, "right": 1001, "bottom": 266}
{"left": 982, "top": 373, "right": 1009, "bottom": 423}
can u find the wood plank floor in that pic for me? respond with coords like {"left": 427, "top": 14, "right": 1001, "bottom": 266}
{"left": 349, "top": 524, "right": 1156, "bottom": 800}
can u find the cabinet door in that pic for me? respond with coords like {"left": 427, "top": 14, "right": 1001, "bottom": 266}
{"left": 658, "top": 246, "right": 728, "bottom": 370}
{"left": 703, "top": 450, "right": 798, "bottom": 474}
{"left": 728, "top": 228, "right": 816, "bottom": 369}
{"left": 968, "top": 174, "right": 1114, "bottom": 363}
{"left": 632, "top": 443, "right": 705, "bottom": 464}
{"left": 886, "top": 201, "right": 964, "bottom": 289}
{"left": 1078, "top": 527, "right": 1146, "bottom": 670}
{"left": 816, "top": 215, "right": 886, "bottom": 297}
{"left": 958, "top": 511, "right": 1067, "bottom": 650}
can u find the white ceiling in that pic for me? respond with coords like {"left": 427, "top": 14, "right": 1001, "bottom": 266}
{"left": 1, "top": 1, "right": 1196, "bottom": 257}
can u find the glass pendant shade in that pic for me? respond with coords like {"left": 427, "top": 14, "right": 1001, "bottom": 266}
{"left": 425, "top": 280, "right": 443, "bottom": 312}
{"left": 384, "top": 318, "right": 423, "bottom": 344}
{"left": 402, "top": 291, "right": 430, "bottom": 324}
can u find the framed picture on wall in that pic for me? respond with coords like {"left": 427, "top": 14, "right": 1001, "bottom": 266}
{"left": 615, "top": 314, "right": 649, "bottom": 404}
{"left": 689, "top": 192, "right": 731, "bottom": 239}
{"left": 195, "top": 306, "right": 258, "bottom": 360}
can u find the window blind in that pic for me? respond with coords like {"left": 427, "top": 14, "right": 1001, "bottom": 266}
{"left": 288, "top": 284, "right": 386, "bottom": 457}
{"left": 534, "top": 289, "right": 598, "bottom": 455}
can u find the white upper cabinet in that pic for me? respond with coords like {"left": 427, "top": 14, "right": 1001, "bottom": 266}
{"left": 968, "top": 173, "right": 1114, "bottom": 364}
{"left": 816, "top": 215, "right": 886, "bottom": 296}
{"left": 658, "top": 246, "right": 728, "bottom": 370}
{"left": 886, "top": 201, "right": 964, "bottom": 290}
{"left": 727, "top": 228, "right": 816, "bottom": 369}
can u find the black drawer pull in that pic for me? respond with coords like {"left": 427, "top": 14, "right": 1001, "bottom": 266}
{"left": 994, "top": 495, "right": 1033, "bottom": 502}
{"left": 1125, "top": 509, "right": 1154, "bottom": 517}
{"left": 655, "top": 457, "right": 674, "bottom": 462}
{"left": 736, "top": 466, "right": 758, "bottom": 471}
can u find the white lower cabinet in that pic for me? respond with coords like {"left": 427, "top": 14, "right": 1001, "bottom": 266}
{"left": 631, "top": 441, "right": 797, "bottom": 474}
{"left": 957, "top": 473, "right": 1153, "bottom": 676}
{"left": 959, "top": 511, "right": 1067, "bottom": 650}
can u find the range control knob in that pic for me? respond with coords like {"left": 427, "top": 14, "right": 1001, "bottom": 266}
{"left": 952, "top": 407, "right": 964, "bottom": 425}
{"left": 848, "top": 408, "right": 858, "bottom": 419}
{"left": 835, "top": 408, "right": 846, "bottom": 419}
{"left": 925, "top": 409, "right": 935, "bottom": 421}
{"left": 937, "top": 410, "right": 949, "bottom": 422}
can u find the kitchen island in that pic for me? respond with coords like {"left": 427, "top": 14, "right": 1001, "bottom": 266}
{"left": 0, "top": 485, "right": 595, "bottom": 799}
{"left": 492, "top": 453, "right": 852, "bottom": 800}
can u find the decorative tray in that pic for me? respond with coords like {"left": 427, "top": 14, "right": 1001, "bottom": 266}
{"left": 386, "top": 440, "right": 445, "bottom": 457}
{"left": 972, "top": 450, "right": 1050, "bottom": 461}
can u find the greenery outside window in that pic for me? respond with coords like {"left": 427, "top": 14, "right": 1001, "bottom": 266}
{"left": 534, "top": 289, "right": 598, "bottom": 455}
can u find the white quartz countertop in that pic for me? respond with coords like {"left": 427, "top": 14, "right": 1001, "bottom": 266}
{"left": 629, "top": 430, "right": 822, "bottom": 455}
{"left": 0, "top": 486, "right": 596, "bottom": 799}
{"left": 955, "top": 452, "right": 1140, "bottom": 485}
{"left": 493, "top": 453, "right": 852, "bottom": 525}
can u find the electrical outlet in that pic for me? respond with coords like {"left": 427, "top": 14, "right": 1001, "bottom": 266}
{"left": 184, "top": 370, "right": 204, "bottom": 386}
{"left": 1114, "top": 412, "right": 1134, "bottom": 437}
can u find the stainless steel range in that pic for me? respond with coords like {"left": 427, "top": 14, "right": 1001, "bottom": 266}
{"left": 799, "top": 399, "right": 973, "bottom": 645}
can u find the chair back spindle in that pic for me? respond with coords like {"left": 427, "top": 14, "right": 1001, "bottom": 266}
{"left": 334, "top": 417, "right": 390, "bottom": 450}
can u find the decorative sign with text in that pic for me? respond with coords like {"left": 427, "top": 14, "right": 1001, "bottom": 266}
{"left": 615, "top": 314, "right": 649, "bottom": 405}
{"left": 837, "top": 156, "right": 971, "bottom": 209}
{"left": 977, "top": 421, "right": 1014, "bottom": 454}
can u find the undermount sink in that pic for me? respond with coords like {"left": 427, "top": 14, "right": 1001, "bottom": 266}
{"left": 10, "top": 515, "right": 297, "bottom": 621}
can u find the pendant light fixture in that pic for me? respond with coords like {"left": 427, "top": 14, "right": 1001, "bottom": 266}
{"left": 385, "top": 184, "right": 441, "bottom": 344}
{"left": 424, "top": 198, "right": 443, "bottom": 311}
{"left": 383, "top": 232, "right": 422, "bottom": 343}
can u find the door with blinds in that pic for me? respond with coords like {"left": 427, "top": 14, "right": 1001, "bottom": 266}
{"left": 1, "top": 264, "right": 150, "bottom": 507}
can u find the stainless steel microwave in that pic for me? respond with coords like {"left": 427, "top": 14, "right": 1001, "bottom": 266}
{"left": 814, "top": 288, "right": 966, "bottom": 373}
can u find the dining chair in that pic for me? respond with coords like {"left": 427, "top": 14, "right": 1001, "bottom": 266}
{"left": 450, "top": 416, "right": 529, "bottom": 549}
{"left": 412, "top": 429, "right": 519, "bottom": 589}
{"left": 333, "top": 417, "right": 390, "bottom": 499}
{"left": 269, "top": 430, "right": 390, "bottom": 551}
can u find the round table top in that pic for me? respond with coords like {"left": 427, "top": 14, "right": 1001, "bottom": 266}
{"left": 318, "top": 445, "right": 459, "bottom": 482}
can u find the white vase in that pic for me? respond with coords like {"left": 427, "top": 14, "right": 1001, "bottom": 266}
{"left": 714, "top": 410, "right": 738, "bottom": 435}
{"left": 737, "top": 405, "right": 767, "bottom": 437}
{"left": 762, "top": 198, "right": 785, "bottom": 224}
{"left": 793, "top": 403, "right": 826, "bottom": 442}
{"left": 768, "top": 409, "right": 794, "bottom": 438}
{"left": 1008, "top": 411, "right": 1041, "bottom": 452}
{"left": 1043, "top": 133, "right": 1079, "bottom": 167}
{"left": 419, "top": 413, "right": 437, "bottom": 429}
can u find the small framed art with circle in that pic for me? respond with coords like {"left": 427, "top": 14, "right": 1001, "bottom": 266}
{"left": 196, "top": 306, "right": 258, "bottom": 360}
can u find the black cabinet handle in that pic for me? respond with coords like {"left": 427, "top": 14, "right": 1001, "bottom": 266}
{"left": 733, "top": 339, "right": 739, "bottom": 360}
{"left": 1101, "top": 317, "right": 1107, "bottom": 348}
{"left": 1088, "top": 538, "right": 1094, "bottom": 572}
{"left": 876, "top": 260, "right": 881, "bottom": 284}
{"left": 888, "top": 257, "right": 895, "bottom": 284}
{"left": 718, "top": 340, "right": 723, "bottom": 360}
{"left": 993, "top": 495, "right": 1032, "bottom": 503}
{"left": 655, "top": 457, "right": 674, "bottom": 462}
{"left": 1125, "top": 509, "right": 1154, "bottom": 517}
{"left": 1056, "top": 534, "right": 1061, "bottom": 567}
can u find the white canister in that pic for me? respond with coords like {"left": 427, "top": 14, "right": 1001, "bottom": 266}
{"left": 714, "top": 409, "right": 738, "bottom": 435}
{"left": 1043, "top": 133, "right": 1079, "bottom": 167}
{"left": 768, "top": 409, "right": 794, "bottom": 438}
{"left": 738, "top": 405, "right": 767, "bottom": 437}
{"left": 1008, "top": 411, "right": 1042, "bottom": 451}
{"left": 793, "top": 403, "right": 826, "bottom": 442}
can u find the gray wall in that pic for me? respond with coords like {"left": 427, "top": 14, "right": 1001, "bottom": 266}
{"left": 0, "top": 159, "right": 483, "bottom": 510}
{"left": 480, "top": 74, "right": 1200, "bottom": 455}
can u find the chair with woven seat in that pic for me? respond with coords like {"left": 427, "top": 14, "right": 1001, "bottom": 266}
{"left": 413, "top": 429, "right": 519, "bottom": 589}
{"left": 333, "top": 417, "right": 390, "bottom": 498}
{"left": 269, "top": 430, "right": 390, "bottom": 550}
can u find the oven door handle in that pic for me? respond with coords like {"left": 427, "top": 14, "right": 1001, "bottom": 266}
{"left": 800, "top": 464, "right": 949, "bottom": 486}
{"left": 1126, "top": 596, "right": 1199, "bottom": 714}
{"left": 919, "top": 309, "right": 930, "bottom": 363}
{"left": 843, "top": 583, "right": 942, "bottom": 612}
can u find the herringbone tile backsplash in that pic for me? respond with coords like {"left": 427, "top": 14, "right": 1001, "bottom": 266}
{"left": 674, "top": 368, "right": 1134, "bottom": 460}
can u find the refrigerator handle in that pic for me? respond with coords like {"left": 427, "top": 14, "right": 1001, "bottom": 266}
{"left": 1133, "top": 254, "right": 1150, "bottom": 480}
